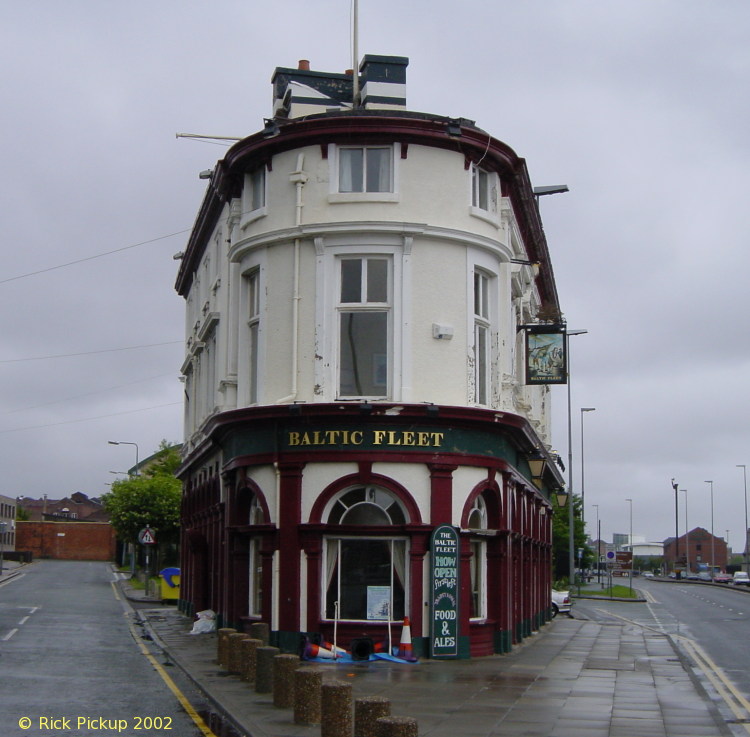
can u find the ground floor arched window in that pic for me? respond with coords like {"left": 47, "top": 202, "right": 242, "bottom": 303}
{"left": 322, "top": 484, "right": 409, "bottom": 622}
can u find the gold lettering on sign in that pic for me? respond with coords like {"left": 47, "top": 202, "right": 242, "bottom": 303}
{"left": 287, "top": 429, "right": 445, "bottom": 448}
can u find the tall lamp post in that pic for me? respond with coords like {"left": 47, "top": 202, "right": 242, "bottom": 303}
{"left": 705, "top": 480, "right": 715, "bottom": 576}
{"left": 681, "top": 489, "right": 689, "bottom": 574}
{"left": 671, "top": 479, "right": 680, "bottom": 577}
{"left": 580, "top": 407, "right": 596, "bottom": 525}
{"left": 108, "top": 440, "right": 140, "bottom": 476}
{"left": 566, "top": 329, "right": 588, "bottom": 586}
{"left": 738, "top": 465, "right": 748, "bottom": 574}
{"left": 0, "top": 520, "right": 6, "bottom": 573}
{"left": 626, "top": 498, "right": 633, "bottom": 593}
{"left": 592, "top": 503, "right": 600, "bottom": 585}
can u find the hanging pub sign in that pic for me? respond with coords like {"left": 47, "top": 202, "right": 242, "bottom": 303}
{"left": 524, "top": 325, "right": 567, "bottom": 385}
{"left": 430, "top": 525, "right": 459, "bottom": 658}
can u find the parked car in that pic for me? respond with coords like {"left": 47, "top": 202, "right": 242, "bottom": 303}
{"left": 551, "top": 590, "right": 572, "bottom": 618}
{"left": 713, "top": 572, "right": 732, "bottom": 583}
{"left": 642, "top": 572, "right": 654, "bottom": 578}
{"left": 732, "top": 571, "right": 750, "bottom": 586}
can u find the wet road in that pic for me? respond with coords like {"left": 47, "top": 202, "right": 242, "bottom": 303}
{"left": 0, "top": 560, "right": 208, "bottom": 737}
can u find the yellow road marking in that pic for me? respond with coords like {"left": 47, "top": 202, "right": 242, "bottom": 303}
{"left": 122, "top": 613, "right": 217, "bottom": 737}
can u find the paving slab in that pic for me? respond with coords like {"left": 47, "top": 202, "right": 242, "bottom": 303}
{"left": 129, "top": 592, "right": 733, "bottom": 737}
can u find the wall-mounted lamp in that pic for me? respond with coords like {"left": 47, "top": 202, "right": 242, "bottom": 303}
{"left": 554, "top": 490, "right": 569, "bottom": 509}
{"left": 527, "top": 451, "right": 547, "bottom": 490}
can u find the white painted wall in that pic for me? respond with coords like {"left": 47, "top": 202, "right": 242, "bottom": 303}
{"left": 183, "top": 139, "right": 551, "bottom": 446}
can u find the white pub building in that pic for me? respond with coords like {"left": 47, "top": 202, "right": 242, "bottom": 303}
{"left": 176, "top": 55, "right": 566, "bottom": 657}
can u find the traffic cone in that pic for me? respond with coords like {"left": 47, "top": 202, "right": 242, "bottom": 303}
{"left": 303, "top": 641, "right": 335, "bottom": 659}
{"left": 397, "top": 617, "right": 417, "bottom": 661}
{"left": 322, "top": 640, "right": 348, "bottom": 657}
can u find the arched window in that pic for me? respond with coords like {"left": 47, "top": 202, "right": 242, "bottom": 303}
{"left": 247, "top": 494, "right": 266, "bottom": 616}
{"left": 468, "top": 493, "right": 488, "bottom": 620}
{"left": 323, "top": 485, "right": 408, "bottom": 622}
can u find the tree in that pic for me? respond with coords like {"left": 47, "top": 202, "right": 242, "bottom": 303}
{"left": 101, "top": 441, "right": 182, "bottom": 550}
{"left": 551, "top": 493, "right": 590, "bottom": 584}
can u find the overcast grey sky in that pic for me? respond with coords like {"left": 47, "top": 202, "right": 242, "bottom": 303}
{"left": 2, "top": 1, "right": 749, "bottom": 548}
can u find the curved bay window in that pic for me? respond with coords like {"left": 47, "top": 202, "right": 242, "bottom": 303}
{"left": 324, "top": 485, "right": 408, "bottom": 622}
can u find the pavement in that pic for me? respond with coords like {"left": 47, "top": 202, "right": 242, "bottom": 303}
{"left": 117, "top": 575, "right": 733, "bottom": 737}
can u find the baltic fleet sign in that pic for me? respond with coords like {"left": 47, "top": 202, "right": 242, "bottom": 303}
{"left": 286, "top": 428, "right": 445, "bottom": 448}
{"left": 430, "top": 525, "right": 459, "bottom": 658}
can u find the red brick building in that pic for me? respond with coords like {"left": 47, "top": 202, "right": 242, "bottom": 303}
{"left": 664, "top": 527, "right": 727, "bottom": 573}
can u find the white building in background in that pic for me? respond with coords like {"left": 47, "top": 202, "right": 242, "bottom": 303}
{"left": 175, "top": 55, "right": 567, "bottom": 657}
{"left": 0, "top": 494, "right": 16, "bottom": 554}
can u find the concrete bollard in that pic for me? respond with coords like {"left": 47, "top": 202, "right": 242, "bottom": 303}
{"left": 294, "top": 667, "right": 322, "bottom": 725}
{"left": 273, "top": 653, "right": 300, "bottom": 708}
{"left": 239, "top": 638, "right": 263, "bottom": 683}
{"left": 321, "top": 680, "right": 353, "bottom": 737}
{"left": 227, "top": 632, "right": 250, "bottom": 674}
{"left": 216, "top": 628, "right": 237, "bottom": 668}
{"left": 354, "top": 697, "right": 391, "bottom": 737}
{"left": 249, "top": 621, "right": 270, "bottom": 645}
{"left": 255, "top": 646, "right": 280, "bottom": 694}
{"left": 375, "top": 717, "right": 418, "bottom": 737}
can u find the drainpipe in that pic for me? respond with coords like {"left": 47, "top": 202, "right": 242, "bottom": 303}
{"left": 277, "top": 154, "right": 307, "bottom": 404}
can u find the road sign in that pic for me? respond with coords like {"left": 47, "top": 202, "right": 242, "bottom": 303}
{"left": 138, "top": 527, "right": 156, "bottom": 545}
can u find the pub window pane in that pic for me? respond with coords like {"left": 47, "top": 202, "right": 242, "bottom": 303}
{"left": 341, "top": 260, "right": 362, "bottom": 303}
{"left": 339, "top": 148, "right": 364, "bottom": 192}
{"left": 339, "top": 312, "right": 387, "bottom": 397}
{"left": 366, "top": 259, "right": 388, "bottom": 303}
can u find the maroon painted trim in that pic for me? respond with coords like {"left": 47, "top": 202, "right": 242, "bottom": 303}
{"left": 277, "top": 462, "right": 304, "bottom": 632}
{"left": 428, "top": 463, "right": 456, "bottom": 525}
{"left": 461, "top": 478, "right": 502, "bottom": 529}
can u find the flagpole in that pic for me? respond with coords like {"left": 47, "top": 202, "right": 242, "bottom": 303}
{"left": 352, "top": 0, "right": 359, "bottom": 105}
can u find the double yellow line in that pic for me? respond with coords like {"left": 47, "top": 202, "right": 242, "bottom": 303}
{"left": 111, "top": 573, "right": 217, "bottom": 737}
{"left": 124, "top": 614, "right": 218, "bottom": 737}
{"left": 678, "top": 636, "right": 750, "bottom": 735}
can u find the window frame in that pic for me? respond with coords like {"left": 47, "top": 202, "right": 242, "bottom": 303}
{"left": 241, "top": 165, "right": 268, "bottom": 228}
{"left": 336, "top": 255, "right": 392, "bottom": 400}
{"left": 247, "top": 496, "right": 265, "bottom": 617}
{"left": 469, "top": 163, "right": 499, "bottom": 223}
{"left": 321, "top": 485, "right": 410, "bottom": 623}
{"left": 246, "top": 267, "right": 261, "bottom": 405}
{"left": 328, "top": 144, "right": 400, "bottom": 203}
{"left": 473, "top": 268, "right": 493, "bottom": 406}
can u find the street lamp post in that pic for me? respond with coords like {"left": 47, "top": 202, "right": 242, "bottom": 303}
{"left": 671, "top": 478, "right": 679, "bottom": 577}
{"left": 566, "top": 329, "right": 588, "bottom": 586}
{"left": 738, "top": 465, "right": 748, "bottom": 574}
{"left": 108, "top": 441, "right": 140, "bottom": 476}
{"left": 626, "top": 498, "right": 633, "bottom": 593}
{"left": 705, "top": 481, "right": 715, "bottom": 576}
{"left": 580, "top": 407, "right": 596, "bottom": 525}
{"left": 681, "top": 489, "right": 689, "bottom": 574}
{"left": 592, "top": 503, "right": 600, "bottom": 585}
{"left": 0, "top": 520, "right": 6, "bottom": 573}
